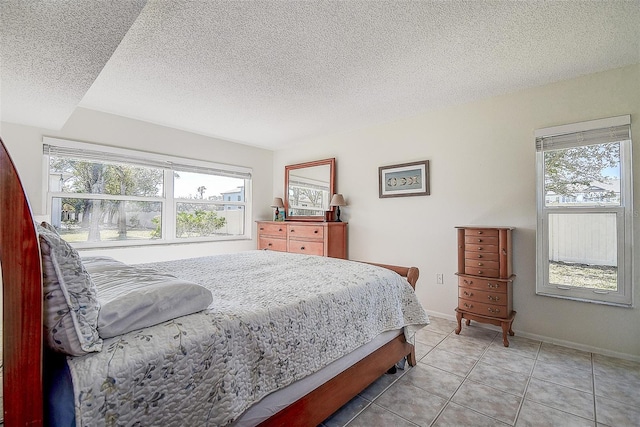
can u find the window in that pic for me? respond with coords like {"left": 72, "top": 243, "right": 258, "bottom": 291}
{"left": 43, "top": 137, "right": 252, "bottom": 248}
{"left": 535, "top": 116, "right": 633, "bottom": 306}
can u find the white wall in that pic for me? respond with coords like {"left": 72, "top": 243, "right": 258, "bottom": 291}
{"left": 0, "top": 107, "right": 274, "bottom": 263}
{"left": 274, "top": 64, "right": 640, "bottom": 358}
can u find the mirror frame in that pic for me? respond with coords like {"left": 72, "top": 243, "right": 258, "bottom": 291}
{"left": 284, "top": 158, "right": 335, "bottom": 221}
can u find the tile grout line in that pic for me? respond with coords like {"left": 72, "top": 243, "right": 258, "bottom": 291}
{"left": 344, "top": 363, "right": 413, "bottom": 426}
{"left": 430, "top": 327, "right": 509, "bottom": 426}
{"left": 591, "top": 352, "right": 598, "bottom": 426}
{"left": 513, "top": 341, "right": 542, "bottom": 426}
{"left": 428, "top": 328, "right": 461, "bottom": 426}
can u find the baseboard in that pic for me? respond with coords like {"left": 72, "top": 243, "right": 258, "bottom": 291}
{"left": 426, "top": 310, "right": 640, "bottom": 363}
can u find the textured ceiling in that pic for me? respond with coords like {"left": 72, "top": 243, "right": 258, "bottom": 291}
{"left": 1, "top": 1, "right": 639, "bottom": 149}
{"left": 0, "top": 0, "right": 147, "bottom": 130}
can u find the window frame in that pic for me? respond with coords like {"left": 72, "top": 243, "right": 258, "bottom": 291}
{"left": 42, "top": 137, "right": 252, "bottom": 248}
{"left": 535, "top": 115, "right": 633, "bottom": 307}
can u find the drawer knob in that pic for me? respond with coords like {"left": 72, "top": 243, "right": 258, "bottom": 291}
{"left": 487, "top": 283, "right": 498, "bottom": 288}
{"left": 314, "top": 230, "right": 318, "bottom": 233}
{"left": 477, "top": 238, "right": 482, "bottom": 242}
{"left": 477, "top": 254, "right": 483, "bottom": 258}
{"left": 463, "top": 279, "right": 473, "bottom": 285}
{"left": 463, "top": 291, "right": 473, "bottom": 297}
{"left": 488, "top": 295, "right": 500, "bottom": 301}
{"left": 291, "top": 229, "right": 295, "bottom": 232}
{"left": 477, "top": 247, "right": 483, "bottom": 250}
{"left": 478, "top": 262, "right": 483, "bottom": 266}
{"left": 300, "top": 246, "right": 305, "bottom": 250}
{"left": 477, "top": 231, "right": 483, "bottom": 234}
{"left": 260, "top": 227, "right": 264, "bottom": 231}
{"left": 488, "top": 307, "right": 501, "bottom": 314}
{"left": 278, "top": 228, "right": 282, "bottom": 232}
{"left": 477, "top": 270, "right": 483, "bottom": 274}
{"left": 268, "top": 243, "right": 272, "bottom": 246}
{"left": 463, "top": 303, "right": 474, "bottom": 309}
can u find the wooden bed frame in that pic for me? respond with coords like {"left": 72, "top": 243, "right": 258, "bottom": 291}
{"left": 0, "top": 138, "right": 418, "bottom": 426}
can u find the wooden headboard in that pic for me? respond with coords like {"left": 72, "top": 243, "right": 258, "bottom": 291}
{"left": 1, "top": 137, "right": 44, "bottom": 425}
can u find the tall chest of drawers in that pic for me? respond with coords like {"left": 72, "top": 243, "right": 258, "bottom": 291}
{"left": 455, "top": 226, "right": 516, "bottom": 347}
{"left": 256, "top": 221, "right": 347, "bottom": 259}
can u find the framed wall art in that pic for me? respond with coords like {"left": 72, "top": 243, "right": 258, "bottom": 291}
{"left": 379, "top": 160, "right": 430, "bottom": 198}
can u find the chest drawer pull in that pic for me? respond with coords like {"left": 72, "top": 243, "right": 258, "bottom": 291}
{"left": 463, "top": 291, "right": 473, "bottom": 297}
{"left": 487, "top": 307, "right": 500, "bottom": 314}
{"left": 487, "top": 283, "right": 499, "bottom": 289}
{"left": 463, "top": 279, "right": 474, "bottom": 285}
{"left": 314, "top": 230, "right": 318, "bottom": 233}
{"left": 487, "top": 295, "right": 500, "bottom": 302}
{"left": 477, "top": 254, "right": 483, "bottom": 258}
{"left": 478, "top": 262, "right": 483, "bottom": 266}
{"left": 268, "top": 243, "right": 272, "bottom": 247}
{"left": 463, "top": 303, "right": 474, "bottom": 309}
{"left": 300, "top": 246, "right": 305, "bottom": 250}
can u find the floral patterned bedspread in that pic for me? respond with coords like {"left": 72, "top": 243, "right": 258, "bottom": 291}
{"left": 67, "top": 250, "right": 429, "bottom": 426}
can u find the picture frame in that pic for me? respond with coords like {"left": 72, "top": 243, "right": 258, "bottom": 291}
{"left": 379, "top": 160, "right": 430, "bottom": 198}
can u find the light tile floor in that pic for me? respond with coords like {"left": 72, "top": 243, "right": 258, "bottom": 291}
{"left": 321, "top": 315, "right": 640, "bottom": 427}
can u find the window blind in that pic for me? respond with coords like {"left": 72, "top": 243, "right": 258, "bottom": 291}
{"left": 535, "top": 124, "right": 631, "bottom": 152}
{"left": 43, "top": 140, "right": 251, "bottom": 179}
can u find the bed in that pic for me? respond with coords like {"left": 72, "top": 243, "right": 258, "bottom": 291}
{"left": 0, "top": 137, "right": 429, "bottom": 426}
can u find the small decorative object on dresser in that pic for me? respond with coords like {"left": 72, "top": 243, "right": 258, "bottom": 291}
{"left": 257, "top": 220, "right": 347, "bottom": 259}
{"left": 455, "top": 226, "right": 516, "bottom": 347}
{"left": 271, "top": 197, "right": 285, "bottom": 221}
{"left": 329, "top": 193, "right": 346, "bottom": 222}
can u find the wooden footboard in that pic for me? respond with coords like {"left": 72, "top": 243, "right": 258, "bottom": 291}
{"left": 260, "top": 263, "right": 420, "bottom": 427}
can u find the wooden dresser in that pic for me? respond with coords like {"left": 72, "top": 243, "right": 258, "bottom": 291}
{"left": 455, "top": 226, "right": 516, "bottom": 346}
{"left": 256, "top": 221, "right": 347, "bottom": 259}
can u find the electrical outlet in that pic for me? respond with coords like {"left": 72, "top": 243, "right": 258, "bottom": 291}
{"left": 436, "top": 273, "right": 444, "bottom": 284}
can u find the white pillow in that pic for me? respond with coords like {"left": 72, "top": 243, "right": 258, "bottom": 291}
{"left": 37, "top": 223, "right": 103, "bottom": 356}
{"left": 89, "top": 264, "right": 213, "bottom": 338}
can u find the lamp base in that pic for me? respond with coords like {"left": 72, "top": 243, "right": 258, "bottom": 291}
{"left": 334, "top": 206, "right": 341, "bottom": 222}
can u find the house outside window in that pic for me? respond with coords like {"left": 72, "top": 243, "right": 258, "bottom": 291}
{"left": 535, "top": 115, "right": 633, "bottom": 306}
{"left": 43, "top": 137, "right": 252, "bottom": 248}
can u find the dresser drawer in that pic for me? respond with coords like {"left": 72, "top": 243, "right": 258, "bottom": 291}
{"left": 288, "top": 240, "right": 324, "bottom": 256}
{"left": 258, "top": 237, "right": 287, "bottom": 252}
{"left": 465, "top": 267, "right": 499, "bottom": 277}
{"left": 458, "top": 298, "right": 509, "bottom": 319}
{"left": 465, "top": 252, "right": 500, "bottom": 262}
{"left": 459, "top": 287, "right": 507, "bottom": 305}
{"left": 464, "top": 259, "right": 500, "bottom": 270}
{"left": 464, "top": 235, "right": 499, "bottom": 246}
{"left": 465, "top": 243, "right": 498, "bottom": 254}
{"left": 465, "top": 228, "right": 499, "bottom": 237}
{"left": 458, "top": 276, "right": 509, "bottom": 293}
{"left": 288, "top": 224, "right": 324, "bottom": 240}
{"left": 257, "top": 222, "right": 287, "bottom": 237}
